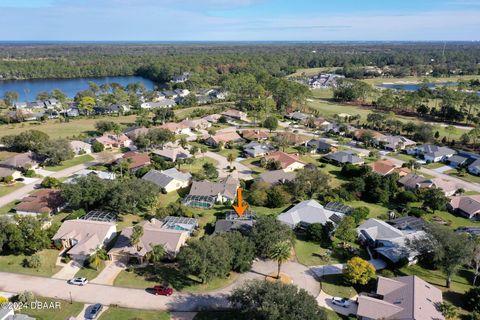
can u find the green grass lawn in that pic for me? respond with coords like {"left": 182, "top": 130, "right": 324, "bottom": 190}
{"left": 317, "top": 163, "right": 345, "bottom": 188}
{"left": 0, "top": 249, "right": 60, "bottom": 277}
{"left": 361, "top": 74, "right": 480, "bottom": 86}
{"left": 0, "top": 183, "right": 25, "bottom": 197}
{"left": 116, "top": 213, "right": 142, "bottom": 230}
{"left": 181, "top": 157, "right": 218, "bottom": 176}
{"left": 424, "top": 162, "right": 446, "bottom": 169}
{"left": 0, "top": 115, "right": 137, "bottom": 139}
{"left": 320, "top": 274, "right": 358, "bottom": 298}
{"left": 75, "top": 261, "right": 106, "bottom": 280}
{"left": 249, "top": 205, "right": 289, "bottom": 217}
{"left": 345, "top": 200, "right": 389, "bottom": 219}
{"left": 99, "top": 307, "right": 170, "bottom": 320}
{"left": 294, "top": 238, "right": 340, "bottom": 266}
{"left": 20, "top": 297, "right": 84, "bottom": 320}
{"left": 217, "top": 147, "right": 241, "bottom": 159}
{"left": 240, "top": 157, "right": 267, "bottom": 175}
{"left": 45, "top": 154, "right": 95, "bottom": 172}
{"left": 114, "top": 264, "right": 238, "bottom": 293}
{"left": 0, "top": 200, "right": 20, "bottom": 215}
{"left": 388, "top": 152, "right": 417, "bottom": 163}
{"left": 423, "top": 209, "right": 480, "bottom": 229}
{"left": 445, "top": 168, "right": 480, "bottom": 184}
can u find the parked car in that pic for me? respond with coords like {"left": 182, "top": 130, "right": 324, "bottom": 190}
{"left": 152, "top": 285, "right": 173, "bottom": 296}
{"left": 86, "top": 303, "right": 103, "bottom": 319}
{"left": 68, "top": 277, "right": 88, "bottom": 286}
{"left": 331, "top": 297, "right": 351, "bottom": 308}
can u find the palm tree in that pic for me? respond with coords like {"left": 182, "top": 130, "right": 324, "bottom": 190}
{"left": 90, "top": 253, "right": 103, "bottom": 270}
{"left": 269, "top": 241, "right": 292, "bottom": 279}
{"left": 227, "top": 153, "right": 235, "bottom": 168}
{"left": 146, "top": 244, "right": 166, "bottom": 264}
{"left": 131, "top": 225, "right": 144, "bottom": 251}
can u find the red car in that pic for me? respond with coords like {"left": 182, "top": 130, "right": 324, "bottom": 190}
{"left": 153, "top": 285, "right": 173, "bottom": 296}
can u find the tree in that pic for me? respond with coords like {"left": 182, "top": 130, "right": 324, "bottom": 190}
{"left": 251, "top": 216, "right": 294, "bottom": 258}
{"left": 1, "top": 130, "right": 49, "bottom": 152}
{"left": 177, "top": 236, "right": 233, "bottom": 283}
{"left": 42, "top": 139, "right": 74, "bottom": 166}
{"left": 107, "top": 179, "right": 160, "bottom": 214}
{"left": 218, "top": 231, "right": 256, "bottom": 273}
{"left": 227, "top": 153, "right": 235, "bottom": 168}
{"left": 229, "top": 280, "right": 326, "bottom": 320}
{"left": 343, "top": 257, "right": 375, "bottom": 285}
{"left": 78, "top": 96, "right": 96, "bottom": 115}
{"left": 266, "top": 185, "right": 290, "bottom": 208}
{"left": 269, "top": 241, "right": 292, "bottom": 279}
{"left": 307, "top": 222, "right": 334, "bottom": 247}
{"left": 95, "top": 121, "right": 121, "bottom": 134}
{"left": 89, "top": 252, "right": 103, "bottom": 271}
{"left": 153, "top": 108, "right": 175, "bottom": 124}
{"left": 4, "top": 91, "right": 19, "bottom": 106}
{"left": 334, "top": 216, "right": 357, "bottom": 243}
{"left": 408, "top": 223, "right": 473, "bottom": 288}
{"left": 440, "top": 302, "right": 457, "bottom": 320}
{"left": 472, "top": 236, "right": 480, "bottom": 285}
{"left": 263, "top": 116, "right": 278, "bottom": 132}
{"left": 465, "top": 286, "right": 480, "bottom": 313}
{"left": 421, "top": 188, "right": 448, "bottom": 213}
{"left": 130, "top": 225, "right": 144, "bottom": 249}
{"left": 146, "top": 245, "right": 166, "bottom": 264}
{"left": 23, "top": 254, "right": 41, "bottom": 269}
{"left": 333, "top": 78, "right": 371, "bottom": 102}
{"left": 202, "top": 162, "right": 219, "bottom": 179}
{"left": 290, "top": 168, "right": 331, "bottom": 200}
{"left": 91, "top": 141, "right": 105, "bottom": 153}
{"left": 40, "top": 176, "right": 61, "bottom": 189}
{"left": 61, "top": 175, "right": 110, "bottom": 211}
{"left": 350, "top": 207, "right": 370, "bottom": 223}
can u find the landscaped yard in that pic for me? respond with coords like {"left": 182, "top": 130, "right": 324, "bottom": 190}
{"left": 75, "top": 261, "right": 106, "bottom": 280}
{"left": 0, "top": 249, "right": 61, "bottom": 277}
{"left": 0, "top": 183, "right": 25, "bottom": 197}
{"left": 294, "top": 238, "right": 340, "bottom": 266}
{"left": 21, "top": 297, "right": 84, "bottom": 320}
{"left": 320, "top": 274, "right": 358, "bottom": 299}
{"left": 240, "top": 157, "right": 267, "bottom": 175}
{"left": 45, "top": 154, "right": 95, "bottom": 171}
{"left": 0, "top": 200, "right": 20, "bottom": 215}
{"left": 445, "top": 168, "right": 480, "bottom": 184}
{"left": 181, "top": 157, "right": 218, "bottom": 176}
{"left": 423, "top": 209, "right": 480, "bottom": 229}
{"left": 114, "top": 264, "right": 238, "bottom": 293}
{"left": 345, "top": 200, "right": 389, "bottom": 219}
{"left": 116, "top": 213, "right": 142, "bottom": 230}
{"left": 99, "top": 307, "right": 170, "bottom": 320}
{"left": 424, "top": 162, "right": 446, "bottom": 169}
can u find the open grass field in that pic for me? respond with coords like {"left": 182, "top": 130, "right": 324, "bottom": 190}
{"left": 287, "top": 67, "right": 336, "bottom": 78}
{"left": 21, "top": 297, "right": 84, "bottom": 320}
{"left": 0, "top": 249, "right": 60, "bottom": 277}
{"left": 45, "top": 154, "right": 94, "bottom": 171}
{"left": 0, "top": 115, "right": 137, "bottom": 139}
{"left": 361, "top": 74, "right": 480, "bottom": 86}
{"left": 114, "top": 264, "right": 238, "bottom": 293}
{"left": 99, "top": 307, "right": 170, "bottom": 320}
{"left": 0, "top": 182, "right": 25, "bottom": 197}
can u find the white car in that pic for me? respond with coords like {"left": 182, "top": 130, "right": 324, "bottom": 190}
{"left": 331, "top": 297, "right": 351, "bottom": 308}
{"left": 68, "top": 277, "right": 88, "bottom": 286}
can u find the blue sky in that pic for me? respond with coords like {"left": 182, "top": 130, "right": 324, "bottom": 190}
{"left": 0, "top": 0, "right": 478, "bottom": 41}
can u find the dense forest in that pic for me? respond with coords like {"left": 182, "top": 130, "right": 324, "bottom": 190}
{"left": 0, "top": 42, "right": 479, "bottom": 82}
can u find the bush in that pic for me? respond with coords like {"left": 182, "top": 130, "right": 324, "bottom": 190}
{"left": 17, "top": 291, "right": 35, "bottom": 304}
{"left": 0, "top": 296, "right": 8, "bottom": 304}
{"left": 22, "top": 254, "right": 41, "bottom": 269}
{"left": 41, "top": 176, "right": 61, "bottom": 188}
{"left": 408, "top": 207, "right": 428, "bottom": 218}
{"left": 350, "top": 207, "right": 369, "bottom": 223}
{"left": 378, "top": 269, "right": 395, "bottom": 278}
{"left": 465, "top": 286, "right": 480, "bottom": 312}
{"left": 24, "top": 169, "right": 35, "bottom": 178}
{"left": 92, "top": 141, "right": 104, "bottom": 153}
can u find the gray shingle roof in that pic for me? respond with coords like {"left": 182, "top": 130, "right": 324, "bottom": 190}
{"left": 142, "top": 168, "right": 191, "bottom": 188}
{"left": 325, "top": 151, "right": 363, "bottom": 164}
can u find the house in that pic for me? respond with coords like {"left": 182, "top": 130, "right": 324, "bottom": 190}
{"left": 448, "top": 155, "right": 468, "bottom": 168}
{"left": 142, "top": 168, "right": 192, "bottom": 192}
{"left": 376, "top": 135, "right": 416, "bottom": 151}
{"left": 44, "top": 98, "right": 61, "bottom": 109}
{"left": 241, "top": 129, "right": 269, "bottom": 141}
{"left": 406, "top": 144, "right": 456, "bottom": 162}
{"left": 243, "top": 141, "right": 274, "bottom": 158}
{"left": 64, "top": 169, "right": 116, "bottom": 183}
{"left": 324, "top": 151, "right": 364, "bottom": 166}
{"left": 172, "top": 72, "right": 190, "bottom": 83}
{"left": 305, "top": 139, "right": 335, "bottom": 154}
{"left": 273, "top": 132, "right": 309, "bottom": 146}
{"left": 469, "top": 159, "right": 480, "bottom": 175}
{"left": 286, "top": 111, "right": 309, "bottom": 122}
{"left": 311, "top": 117, "right": 331, "bottom": 130}
{"left": 158, "top": 122, "right": 191, "bottom": 135}
{"left": 140, "top": 99, "right": 176, "bottom": 109}
{"left": 185, "top": 176, "right": 239, "bottom": 206}
{"left": 53, "top": 220, "right": 116, "bottom": 261}
{"left": 152, "top": 146, "right": 192, "bottom": 162}
{"left": 180, "top": 118, "right": 211, "bottom": 130}
{"left": 204, "top": 131, "right": 243, "bottom": 147}
{"left": 277, "top": 199, "right": 344, "bottom": 229}
{"left": 93, "top": 134, "right": 133, "bottom": 149}
{"left": 356, "top": 276, "right": 444, "bottom": 320}
{"left": 258, "top": 170, "right": 296, "bottom": 185}
{"left": 109, "top": 218, "right": 189, "bottom": 262}
{"left": 221, "top": 109, "right": 248, "bottom": 122}
{"left": 353, "top": 129, "right": 387, "bottom": 142}
{"left": 124, "top": 127, "right": 149, "bottom": 140}
{"left": 14, "top": 189, "right": 66, "bottom": 217}
{"left": 0, "top": 151, "right": 39, "bottom": 179}
{"left": 69, "top": 140, "right": 92, "bottom": 155}
{"left": 387, "top": 216, "right": 425, "bottom": 231}
{"left": 202, "top": 114, "right": 222, "bottom": 123}
{"left": 358, "top": 218, "right": 424, "bottom": 265}
{"left": 370, "top": 159, "right": 410, "bottom": 177}
{"left": 456, "top": 226, "right": 480, "bottom": 236}
{"left": 398, "top": 173, "right": 457, "bottom": 196}
{"left": 448, "top": 195, "right": 480, "bottom": 220}
{"left": 263, "top": 151, "right": 305, "bottom": 172}
{"left": 119, "top": 151, "right": 151, "bottom": 172}
{"left": 0, "top": 305, "right": 35, "bottom": 320}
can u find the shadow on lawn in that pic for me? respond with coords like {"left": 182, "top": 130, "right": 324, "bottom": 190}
{"left": 130, "top": 264, "right": 197, "bottom": 290}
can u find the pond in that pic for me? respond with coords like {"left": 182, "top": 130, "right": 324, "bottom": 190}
{"left": 0, "top": 76, "right": 155, "bottom": 101}
{"left": 378, "top": 82, "right": 458, "bottom": 91}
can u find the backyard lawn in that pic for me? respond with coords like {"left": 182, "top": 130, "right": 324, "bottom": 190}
{"left": 45, "top": 154, "right": 95, "bottom": 171}
{"left": 345, "top": 200, "right": 390, "bottom": 219}
{"left": 0, "top": 183, "right": 25, "bottom": 197}
{"left": 114, "top": 264, "right": 238, "bottom": 293}
{"left": 294, "top": 238, "right": 340, "bottom": 266}
{"left": 116, "top": 213, "right": 142, "bottom": 230}
{"left": 0, "top": 249, "right": 60, "bottom": 277}
{"left": 21, "top": 297, "right": 84, "bottom": 320}
{"left": 99, "top": 307, "right": 170, "bottom": 320}
{"left": 423, "top": 209, "right": 480, "bottom": 229}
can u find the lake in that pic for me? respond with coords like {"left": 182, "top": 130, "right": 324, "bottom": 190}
{"left": 0, "top": 76, "right": 155, "bottom": 101}
{"left": 379, "top": 82, "right": 458, "bottom": 91}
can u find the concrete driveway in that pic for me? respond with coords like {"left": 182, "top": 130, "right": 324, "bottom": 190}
{"left": 204, "top": 151, "right": 253, "bottom": 180}
{"left": 317, "top": 291, "right": 358, "bottom": 316}
{"left": 90, "top": 260, "right": 126, "bottom": 285}
{"left": 52, "top": 260, "right": 83, "bottom": 280}
{"left": 75, "top": 304, "right": 109, "bottom": 320}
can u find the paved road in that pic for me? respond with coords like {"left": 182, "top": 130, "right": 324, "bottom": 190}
{"left": 204, "top": 151, "right": 253, "bottom": 180}
{"left": 0, "top": 153, "right": 116, "bottom": 207}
